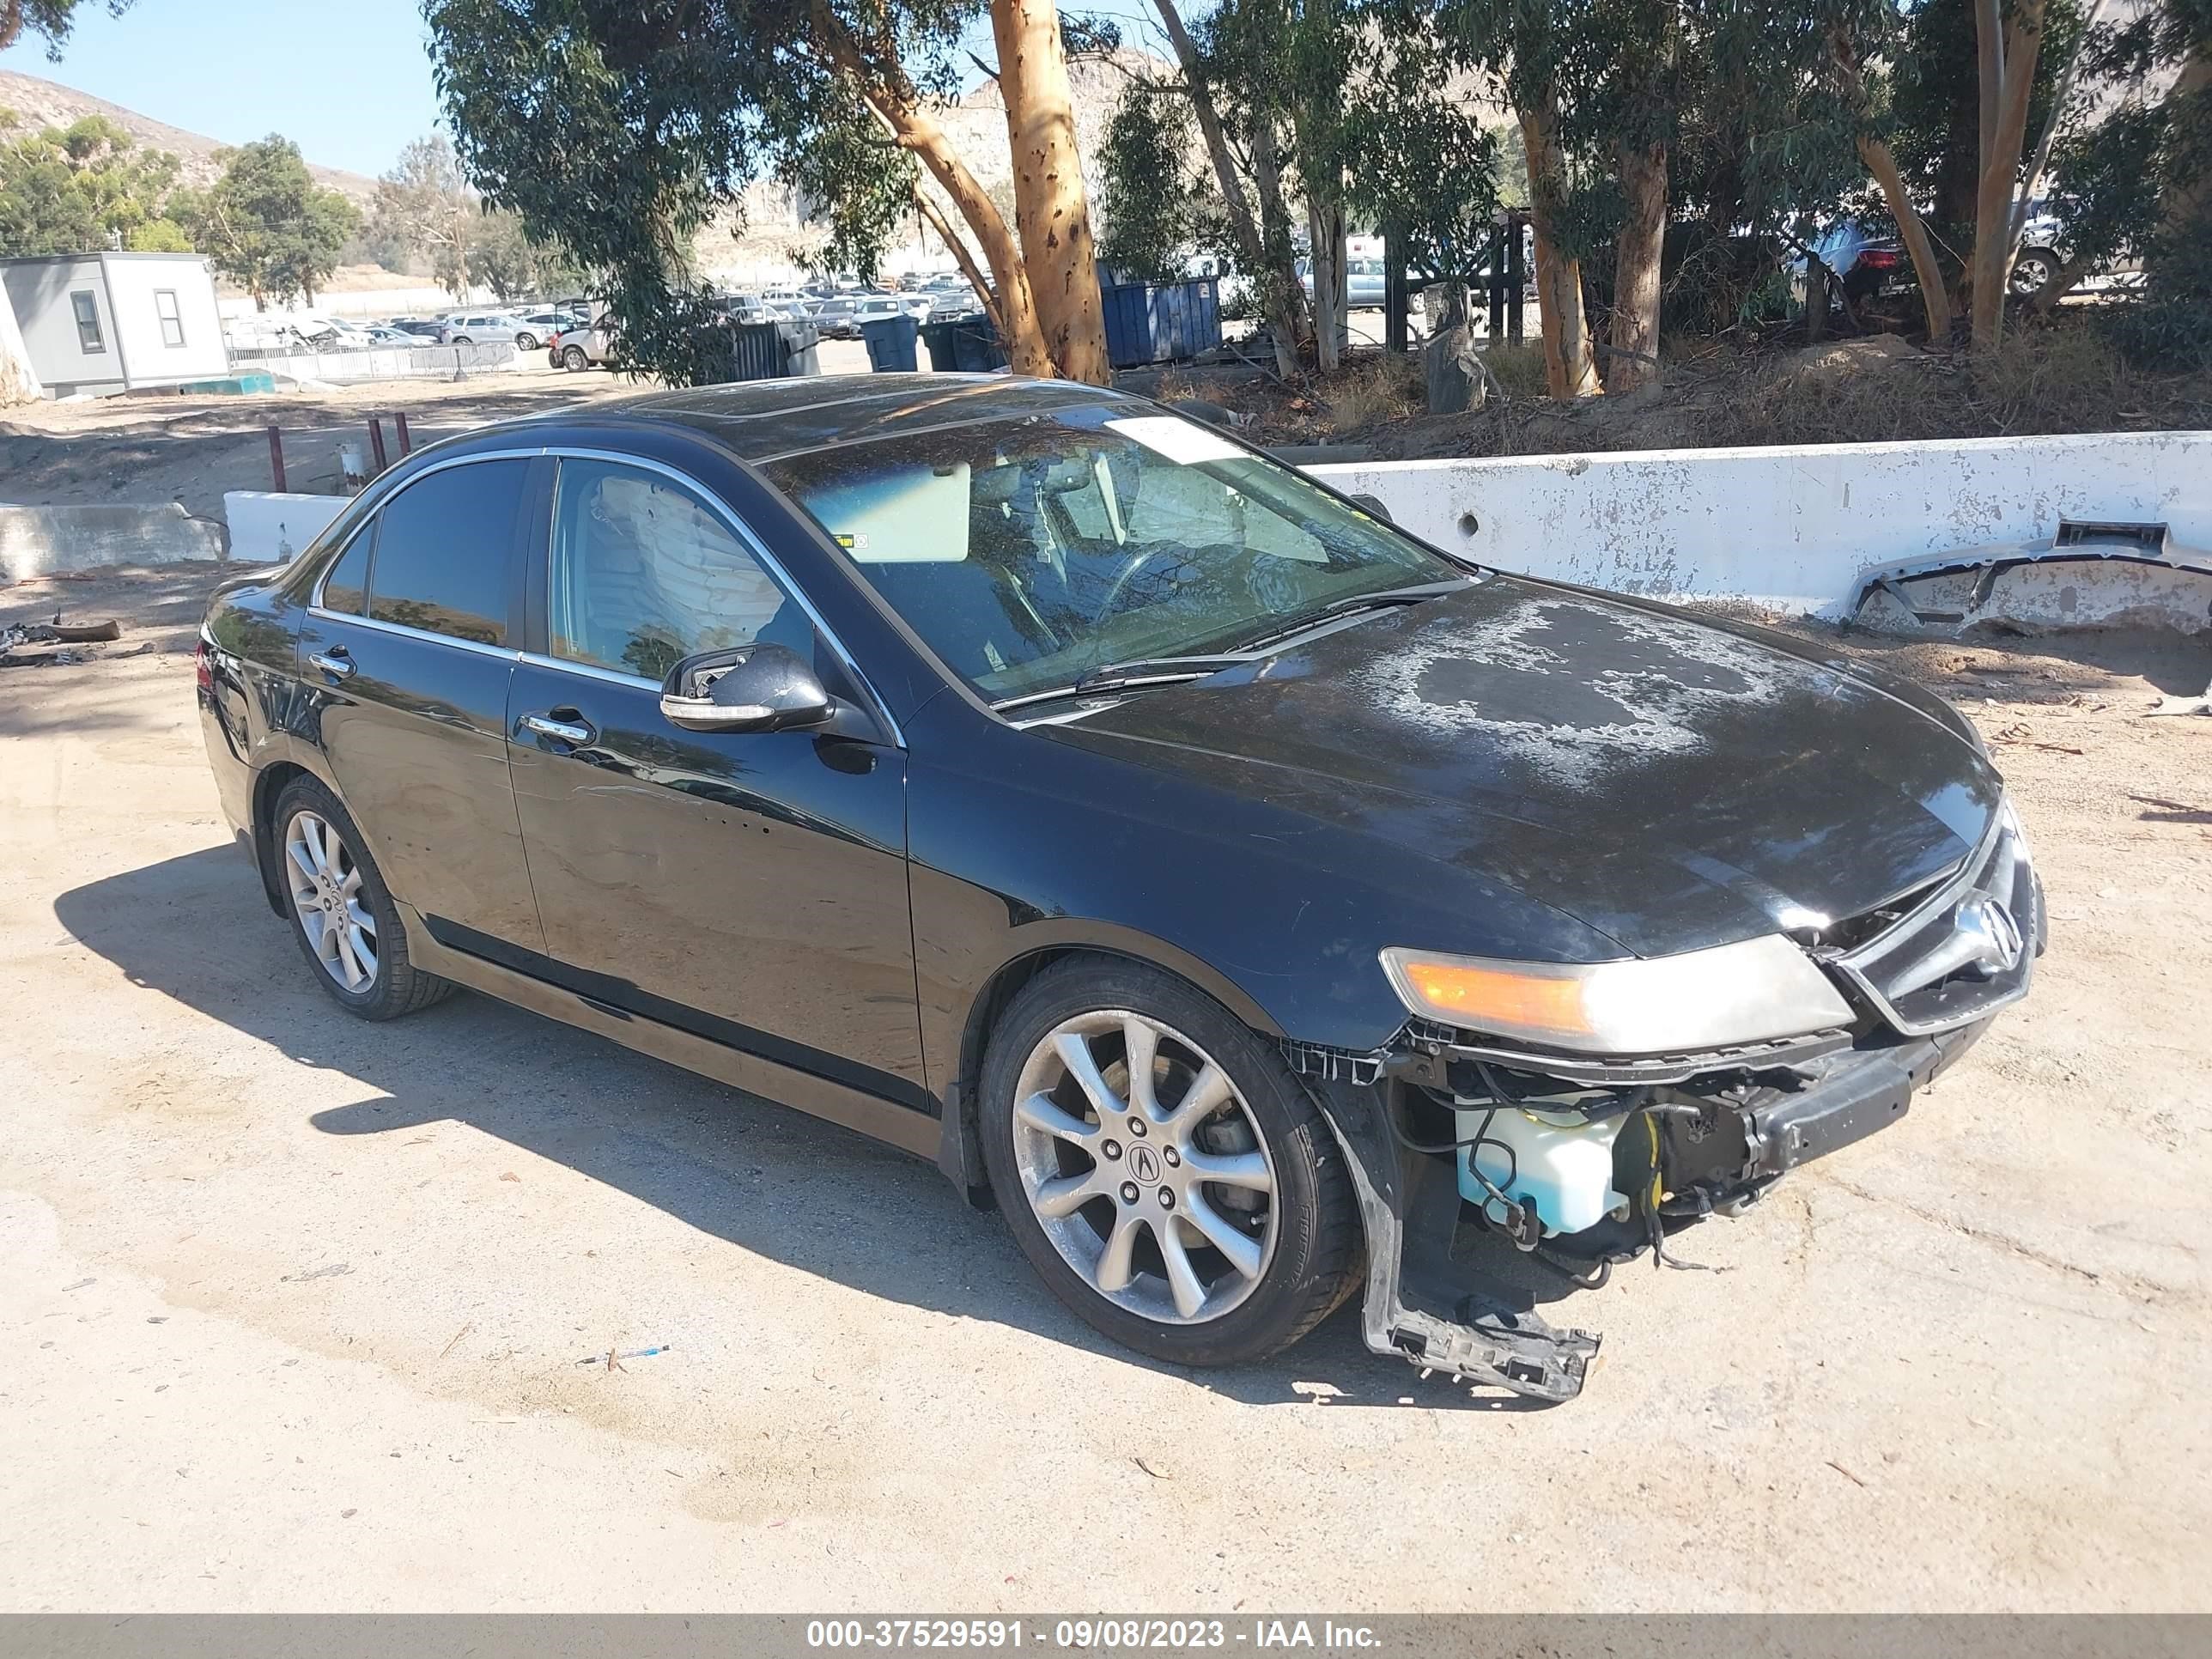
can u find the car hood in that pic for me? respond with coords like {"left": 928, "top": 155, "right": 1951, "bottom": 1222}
{"left": 1050, "top": 576, "right": 2003, "bottom": 957}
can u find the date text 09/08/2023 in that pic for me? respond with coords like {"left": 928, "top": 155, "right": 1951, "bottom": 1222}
{"left": 805, "top": 1620, "right": 1384, "bottom": 1650}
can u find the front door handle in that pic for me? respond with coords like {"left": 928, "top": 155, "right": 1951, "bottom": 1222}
{"left": 307, "top": 647, "right": 354, "bottom": 679}
{"left": 520, "top": 711, "right": 595, "bottom": 746}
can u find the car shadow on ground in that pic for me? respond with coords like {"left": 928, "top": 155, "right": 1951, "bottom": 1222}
{"left": 57, "top": 844, "right": 1577, "bottom": 1413}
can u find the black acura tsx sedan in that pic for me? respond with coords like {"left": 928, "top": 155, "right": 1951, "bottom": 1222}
{"left": 197, "top": 375, "right": 2042, "bottom": 1399}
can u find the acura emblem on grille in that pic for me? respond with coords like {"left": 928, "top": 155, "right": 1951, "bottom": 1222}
{"left": 1956, "top": 896, "right": 2024, "bottom": 973}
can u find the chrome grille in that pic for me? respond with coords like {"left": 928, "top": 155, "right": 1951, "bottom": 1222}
{"left": 1832, "top": 805, "right": 2041, "bottom": 1036}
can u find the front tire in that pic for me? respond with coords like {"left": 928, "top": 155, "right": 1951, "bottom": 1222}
{"left": 514, "top": 332, "right": 538, "bottom": 351}
{"left": 272, "top": 776, "right": 452, "bottom": 1021}
{"left": 978, "top": 957, "right": 1361, "bottom": 1366}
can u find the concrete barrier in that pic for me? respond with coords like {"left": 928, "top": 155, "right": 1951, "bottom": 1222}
{"left": 0, "top": 502, "right": 226, "bottom": 581}
{"left": 1311, "top": 430, "right": 2212, "bottom": 618}
{"left": 222, "top": 491, "right": 350, "bottom": 567}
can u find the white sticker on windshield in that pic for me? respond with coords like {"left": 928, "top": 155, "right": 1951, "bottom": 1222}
{"left": 1104, "top": 415, "right": 1244, "bottom": 465}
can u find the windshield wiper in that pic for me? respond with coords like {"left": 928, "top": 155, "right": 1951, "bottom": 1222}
{"left": 1233, "top": 577, "right": 1474, "bottom": 652}
{"left": 989, "top": 653, "right": 1256, "bottom": 714}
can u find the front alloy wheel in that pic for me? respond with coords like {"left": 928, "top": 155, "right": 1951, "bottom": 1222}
{"left": 980, "top": 958, "right": 1361, "bottom": 1366}
{"left": 1011, "top": 1011, "right": 1279, "bottom": 1325}
{"left": 285, "top": 809, "right": 377, "bottom": 992}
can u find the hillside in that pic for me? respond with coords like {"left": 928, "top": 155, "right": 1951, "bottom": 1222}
{"left": 0, "top": 68, "right": 380, "bottom": 204}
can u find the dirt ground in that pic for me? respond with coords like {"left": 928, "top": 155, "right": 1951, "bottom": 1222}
{"left": 1, "top": 562, "right": 2208, "bottom": 1613}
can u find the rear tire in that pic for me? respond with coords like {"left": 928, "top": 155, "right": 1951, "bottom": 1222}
{"left": 271, "top": 775, "right": 453, "bottom": 1021}
{"left": 562, "top": 345, "right": 588, "bottom": 371}
{"left": 978, "top": 957, "right": 1361, "bottom": 1366}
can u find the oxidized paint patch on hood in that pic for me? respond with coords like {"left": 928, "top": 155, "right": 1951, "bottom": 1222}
{"left": 1355, "top": 590, "right": 1808, "bottom": 793}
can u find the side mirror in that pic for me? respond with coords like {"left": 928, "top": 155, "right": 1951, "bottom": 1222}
{"left": 659, "top": 641, "right": 834, "bottom": 734}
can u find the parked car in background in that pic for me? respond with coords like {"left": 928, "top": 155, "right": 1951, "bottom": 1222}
{"left": 514, "top": 309, "right": 574, "bottom": 336}
{"left": 362, "top": 325, "right": 418, "bottom": 345}
{"left": 440, "top": 313, "right": 546, "bottom": 349}
{"left": 810, "top": 295, "right": 861, "bottom": 337}
{"left": 385, "top": 318, "right": 446, "bottom": 338}
{"left": 546, "top": 320, "right": 617, "bottom": 370}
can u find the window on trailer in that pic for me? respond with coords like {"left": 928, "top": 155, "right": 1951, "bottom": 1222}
{"left": 155, "top": 289, "right": 185, "bottom": 348}
{"left": 70, "top": 291, "right": 104, "bottom": 353}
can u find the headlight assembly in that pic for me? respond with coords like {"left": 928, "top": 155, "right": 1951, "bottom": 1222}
{"left": 1379, "top": 935, "right": 1854, "bottom": 1055}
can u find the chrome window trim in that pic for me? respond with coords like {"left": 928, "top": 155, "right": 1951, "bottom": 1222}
{"left": 309, "top": 446, "right": 549, "bottom": 616}
{"left": 516, "top": 650, "right": 653, "bottom": 691}
{"left": 304, "top": 605, "right": 522, "bottom": 663}
{"left": 539, "top": 447, "right": 906, "bottom": 749}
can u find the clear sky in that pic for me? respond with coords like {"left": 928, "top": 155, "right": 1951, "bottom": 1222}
{"left": 3, "top": 0, "right": 1176, "bottom": 181}
{"left": 1, "top": 0, "right": 449, "bottom": 178}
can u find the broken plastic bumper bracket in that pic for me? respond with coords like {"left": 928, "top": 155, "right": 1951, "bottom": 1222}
{"left": 1305, "top": 1076, "right": 1598, "bottom": 1402}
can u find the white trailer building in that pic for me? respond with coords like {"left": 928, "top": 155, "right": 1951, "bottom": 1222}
{"left": 0, "top": 252, "right": 228, "bottom": 398}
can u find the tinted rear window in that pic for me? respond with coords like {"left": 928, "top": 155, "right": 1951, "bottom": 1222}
{"left": 366, "top": 459, "right": 527, "bottom": 646}
{"left": 320, "top": 526, "right": 371, "bottom": 614}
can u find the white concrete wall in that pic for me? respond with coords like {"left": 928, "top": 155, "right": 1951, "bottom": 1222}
{"left": 0, "top": 502, "right": 225, "bottom": 581}
{"left": 223, "top": 491, "right": 349, "bottom": 567}
{"left": 1311, "top": 431, "right": 2212, "bottom": 618}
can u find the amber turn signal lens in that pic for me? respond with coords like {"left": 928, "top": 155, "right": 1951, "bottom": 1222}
{"left": 1396, "top": 959, "right": 1592, "bottom": 1037}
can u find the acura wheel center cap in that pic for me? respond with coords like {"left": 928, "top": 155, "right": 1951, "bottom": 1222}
{"left": 1129, "top": 1144, "right": 1162, "bottom": 1185}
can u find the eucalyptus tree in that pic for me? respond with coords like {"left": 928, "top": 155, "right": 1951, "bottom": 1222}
{"left": 425, "top": 0, "right": 1109, "bottom": 381}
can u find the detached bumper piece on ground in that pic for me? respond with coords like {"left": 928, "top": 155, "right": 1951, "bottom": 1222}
{"left": 1290, "top": 812, "right": 2043, "bottom": 1401}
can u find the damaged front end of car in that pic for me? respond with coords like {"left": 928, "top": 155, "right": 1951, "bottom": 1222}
{"left": 1283, "top": 804, "right": 2045, "bottom": 1404}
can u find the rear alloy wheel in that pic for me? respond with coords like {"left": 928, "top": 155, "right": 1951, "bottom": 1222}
{"left": 562, "top": 345, "right": 588, "bottom": 371}
{"left": 271, "top": 776, "right": 452, "bottom": 1020}
{"left": 980, "top": 959, "right": 1361, "bottom": 1365}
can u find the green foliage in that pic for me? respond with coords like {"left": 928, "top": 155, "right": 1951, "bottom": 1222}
{"left": 360, "top": 134, "right": 577, "bottom": 300}
{"left": 1097, "top": 80, "right": 1208, "bottom": 282}
{"left": 0, "top": 0, "right": 131, "bottom": 55}
{"left": 173, "top": 136, "right": 359, "bottom": 307}
{"left": 426, "top": 0, "right": 984, "bottom": 381}
{"left": 0, "top": 112, "right": 186, "bottom": 255}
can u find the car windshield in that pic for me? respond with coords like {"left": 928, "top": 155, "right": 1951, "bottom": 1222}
{"left": 765, "top": 406, "right": 1460, "bottom": 706}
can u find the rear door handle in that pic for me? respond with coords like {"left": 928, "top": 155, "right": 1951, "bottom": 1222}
{"left": 520, "top": 712, "right": 595, "bottom": 746}
{"left": 307, "top": 647, "right": 354, "bottom": 679}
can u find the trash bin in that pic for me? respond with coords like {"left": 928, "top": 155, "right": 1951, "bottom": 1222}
{"left": 728, "top": 321, "right": 787, "bottom": 381}
{"left": 777, "top": 322, "right": 820, "bottom": 377}
{"left": 919, "top": 318, "right": 958, "bottom": 373}
{"left": 1098, "top": 278, "right": 1222, "bottom": 368}
{"left": 859, "top": 313, "right": 921, "bottom": 372}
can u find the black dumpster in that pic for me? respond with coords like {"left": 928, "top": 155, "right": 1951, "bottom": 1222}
{"left": 922, "top": 312, "right": 1007, "bottom": 373}
{"left": 860, "top": 313, "right": 921, "bottom": 372}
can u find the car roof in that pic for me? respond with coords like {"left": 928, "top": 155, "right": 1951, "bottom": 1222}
{"left": 525, "top": 374, "right": 1134, "bottom": 464}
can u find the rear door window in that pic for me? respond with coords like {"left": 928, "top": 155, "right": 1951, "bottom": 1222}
{"left": 364, "top": 459, "right": 528, "bottom": 646}
{"left": 319, "top": 526, "right": 372, "bottom": 614}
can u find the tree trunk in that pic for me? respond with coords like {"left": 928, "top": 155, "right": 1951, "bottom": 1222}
{"left": 989, "top": 0, "right": 1109, "bottom": 383}
{"left": 1248, "top": 113, "right": 1311, "bottom": 370}
{"left": 815, "top": 2, "right": 1054, "bottom": 376}
{"left": 1147, "top": 0, "right": 1297, "bottom": 376}
{"left": 1518, "top": 100, "right": 1600, "bottom": 398}
{"left": 1607, "top": 140, "right": 1668, "bottom": 392}
{"left": 1832, "top": 28, "right": 1955, "bottom": 343}
{"left": 1306, "top": 198, "right": 1346, "bottom": 371}
{"left": 1970, "top": 0, "right": 2048, "bottom": 350}
{"left": 914, "top": 185, "right": 1008, "bottom": 338}
{"left": 0, "top": 288, "right": 46, "bottom": 407}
